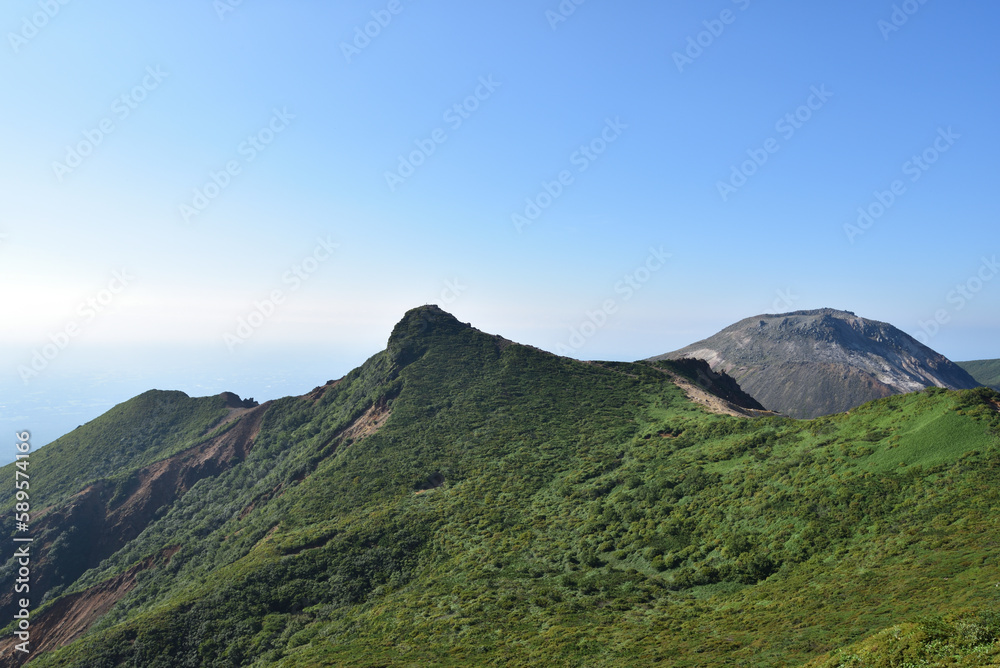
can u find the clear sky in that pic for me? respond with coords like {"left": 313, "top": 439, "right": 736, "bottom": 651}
{"left": 2, "top": 1, "right": 998, "bottom": 449}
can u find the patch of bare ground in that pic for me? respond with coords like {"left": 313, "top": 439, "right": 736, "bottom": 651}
{"left": 231, "top": 397, "right": 393, "bottom": 529}
{"left": 339, "top": 400, "right": 391, "bottom": 442}
{"left": 238, "top": 500, "right": 256, "bottom": 520}
{"left": 199, "top": 392, "right": 263, "bottom": 437}
{"left": 0, "top": 403, "right": 271, "bottom": 624}
{"left": 200, "top": 405, "right": 253, "bottom": 437}
{"left": 278, "top": 399, "right": 392, "bottom": 492}
{"left": 659, "top": 369, "right": 779, "bottom": 418}
{"left": 0, "top": 389, "right": 395, "bottom": 653}
{"left": 0, "top": 546, "right": 179, "bottom": 664}
{"left": 304, "top": 378, "right": 343, "bottom": 405}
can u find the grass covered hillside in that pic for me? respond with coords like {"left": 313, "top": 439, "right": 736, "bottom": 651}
{"left": 0, "top": 390, "right": 233, "bottom": 515}
{"left": 959, "top": 359, "right": 1000, "bottom": 391}
{"left": 4, "top": 306, "right": 1000, "bottom": 667}
{"left": 0, "top": 390, "right": 238, "bottom": 630}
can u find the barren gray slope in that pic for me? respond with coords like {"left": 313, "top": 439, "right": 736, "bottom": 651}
{"left": 647, "top": 308, "right": 980, "bottom": 419}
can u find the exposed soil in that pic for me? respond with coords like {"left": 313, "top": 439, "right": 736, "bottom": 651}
{"left": 201, "top": 405, "right": 252, "bottom": 437}
{"left": 0, "top": 546, "right": 178, "bottom": 665}
{"left": 303, "top": 377, "right": 344, "bottom": 405}
{"left": 0, "top": 402, "right": 271, "bottom": 630}
{"left": 242, "top": 398, "right": 392, "bottom": 514}
{"left": 339, "top": 401, "right": 391, "bottom": 442}
{"left": 0, "top": 388, "right": 395, "bottom": 661}
{"left": 659, "top": 368, "right": 778, "bottom": 418}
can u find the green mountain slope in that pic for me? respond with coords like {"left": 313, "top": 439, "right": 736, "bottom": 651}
{"left": 959, "top": 359, "right": 1000, "bottom": 391}
{"left": 0, "top": 389, "right": 233, "bottom": 515}
{"left": 4, "top": 306, "right": 1000, "bottom": 667}
{"left": 0, "top": 390, "right": 248, "bottom": 627}
{"left": 804, "top": 612, "right": 1000, "bottom": 667}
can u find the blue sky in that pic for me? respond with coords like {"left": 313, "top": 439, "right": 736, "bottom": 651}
{"left": 2, "top": 1, "right": 998, "bottom": 450}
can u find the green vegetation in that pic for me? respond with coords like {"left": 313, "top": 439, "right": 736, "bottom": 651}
{"left": 808, "top": 611, "right": 1000, "bottom": 667}
{"left": 959, "top": 359, "right": 1000, "bottom": 391}
{"left": 7, "top": 307, "right": 1000, "bottom": 666}
{"left": 0, "top": 390, "right": 231, "bottom": 515}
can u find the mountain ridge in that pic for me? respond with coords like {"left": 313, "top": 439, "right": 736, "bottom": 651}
{"left": 2, "top": 305, "right": 998, "bottom": 667}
